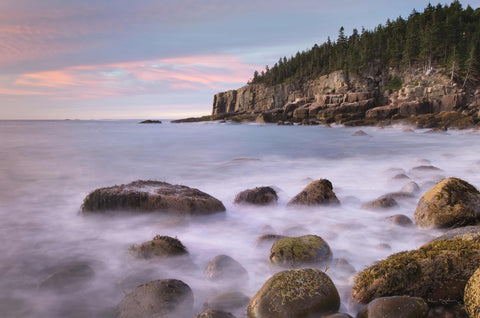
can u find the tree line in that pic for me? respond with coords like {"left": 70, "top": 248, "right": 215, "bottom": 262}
{"left": 249, "top": 1, "right": 480, "bottom": 88}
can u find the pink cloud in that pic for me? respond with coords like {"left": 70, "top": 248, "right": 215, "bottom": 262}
{"left": 1, "top": 54, "right": 260, "bottom": 99}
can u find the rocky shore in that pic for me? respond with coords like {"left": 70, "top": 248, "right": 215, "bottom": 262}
{"left": 64, "top": 174, "right": 480, "bottom": 317}
{"left": 173, "top": 67, "right": 480, "bottom": 130}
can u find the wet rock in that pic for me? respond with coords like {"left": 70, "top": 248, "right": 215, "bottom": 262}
{"left": 352, "top": 130, "right": 369, "bottom": 136}
{"left": 288, "top": 179, "right": 340, "bottom": 206}
{"left": 362, "top": 196, "right": 398, "bottom": 210}
{"left": 320, "top": 313, "right": 353, "bottom": 318}
{"left": 255, "top": 234, "right": 287, "bottom": 248}
{"left": 204, "top": 291, "right": 249, "bottom": 312}
{"left": 115, "top": 279, "right": 193, "bottom": 318}
{"left": 393, "top": 173, "right": 410, "bottom": 180}
{"left": 269, "top": 235, "right": 332, "bottom": 268}
{"left": 82, "top": 180, "right": 226, "bottom": 215}
{"left": 234, "top": 187, "right": 278, "bottom": 206}
{"left": 39, "top": 262, "right": 94, "bottom": 291}
{"left": 129, "top": 235, "right": 188, "bottom": 259}
{"left": 351, "top": 229, "right": 480, "bottom": 305}
{"left": 427, "top": 304, "right": 468, "bottom": 318}
{"left": 387, "top": 214, "right": 413, "bottom": 227}
{"left": 409, "top": 165, "right": 443, "bottom": 173}
{"left": 357, "top": 296, "right": 429, "bottom": 318}
{"left": 383, "top": 191, "right": 415, "bottom": 200}
{"left": 414, "top": 177, "right": 480, "bottom": 228}
{"left": 204, "top": 255, "right": 248, "bottom": 282}
{"left": 247, "top": 268, "right": 340, "bottom": 318}
{"left": 401, "top": 181, "right": 421, "bottom": 194}
{"left": 464, "top": 266, "right": 480, "bottom": 318}
{"left": 426, "top": 226, "right": 480, "bottom": 244}
{"left": 139, "top": 120, "right": 162, "bottom": 124}
{"left": 195, "top": 309, "right": 237, "bottom": 318}
{"left": 376, "top": 243, "right": 391, "bottom": 250}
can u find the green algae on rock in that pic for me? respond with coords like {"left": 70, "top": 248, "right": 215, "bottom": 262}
{"left": 414, "top": 177, "right": 480, "bottom": 228}
{"left": 247, "top": 268, "right": 340, "bottom": 318}
{"left": 356, "top": 296, "right": 429, "bottom": 318}
{"left": 465, "top": 267, "right": 480, "bottom": 318}
{"left": 269, "top": 235, "right": 332, "bottom": 268}
{"left": 351, "top": 233, "right": 480, "bottom": 305}
{"left": 129, "top": 235, "right": 188, "bottom": 259}
{"left": 82, "top": 180, "right": 226, "bottom": 215}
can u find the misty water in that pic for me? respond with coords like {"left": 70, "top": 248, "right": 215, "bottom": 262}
{"left": 1, "top": 120, "right": 480, "bottom": 317}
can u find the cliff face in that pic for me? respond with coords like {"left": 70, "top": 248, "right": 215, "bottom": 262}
{"left": 210, "top": 67, "right": 480, "bottom": 128}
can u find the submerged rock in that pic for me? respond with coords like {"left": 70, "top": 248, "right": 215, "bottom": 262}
{"left": 414, "top": 177, "right": 480, "bottom": 228}
{"left": 139, "top": 120, "right": 162, "bottom": 124}
{"left": 39, "top": 262, "right": 94, "bottom": 291}
{"left": 269, "top": 235, "right": 332, "bottom": 268}
{"left": 247, "top": 268, "right": 340, "bottom": 318}
{"left": 351, "top": 230, "right": 480, "bottom": 305}
{"left": 195, "top": 309, "right": 237, "bottom": 318}
{"left": 204, "top": 255, "right": 248, "bottom": 282}
{"left": 401, "top": 181, "right": 421, "bottom": 194}
{"left": 204, "top": 291, "right": 249, "bottom": 312}
{"left": 288, "top": 179, "right": 340, "bottom": 206}
{"left": 234, "top": 186, "right": 278, "bottom": 206}
{"left": 82, "top": 180, "right": 226, "bottom": 215}
{"left": 409, "top": 165, "right": 443, "bottom": 173}
{"left": 129, "top": 235, "right": 188, "bottom": 259}
{"left": 357, "top": 296, "right": 429, "bottom": 318}
{"left": 387, "top": 214, "right": 413, "bottom": 227}
{"left": 362, "top": 196, "right": 398, "bottom": 210}
{"left": 464, "top": 267, "right": 480, "bottom": 318}
{"left": 352, "top": 130, "right": 369, "bottom": 136}
{"left": 115, "top": 279, "right": 193, "bottom": 318}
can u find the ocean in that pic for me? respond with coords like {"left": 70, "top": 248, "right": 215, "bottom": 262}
{"left": 1, "top": 120, "right": 479, "bottom": 317}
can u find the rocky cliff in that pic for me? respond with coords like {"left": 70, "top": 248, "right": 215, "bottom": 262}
{"left": 206, "top": 66, "right": 480, "bottom": 129}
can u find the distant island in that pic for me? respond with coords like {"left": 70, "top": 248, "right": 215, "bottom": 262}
{"left": 139, "top": 120, "right": 162, "bottom": 124}
{"left": 174, "top": 1, "right": 480, "bottom": 129}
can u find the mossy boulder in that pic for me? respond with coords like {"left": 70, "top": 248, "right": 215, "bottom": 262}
{"left": 204, "top": 291, "right": 250, "bottom": 312}
{"left": 195, "top": 309, "right": 237, "bottom": 318}
{"left": 351, "top": 230, "right": 480, "bottom": 305}
{"left": 115, "top": 279, "right": 193, "bottom": 318}
{"left": 362, "top": 196, "right": 398, "bottom": 210}
{"left": 269, "top": 235, "right": 332, "bottom": 268}
{"left": 465, "top": 266, "right": 480, "bottom": 318}
{"left": 82, "top": 180, "right": 226, "bottom": 215}
{"left": 204, "top": 255, "right": 248, "bottom": 282}
{"left": 129, "top": 235, "right": 188, "bottom": 259}
{"left": 234, "top": 186, "right": 278, "bottom": 206}
{"left": 357, "top": 296, "right": 429, "bottom": 318}
{"left": 247, "top": 268, "right": 340, "bottom": 318}
{"left": 414, "top": 177, "right": 480, "bottom": 228}
{"left": 288, "top": 179, "right": 340, "bottom": 206}
{"left": 39, "top": 262, "right": 95, "bottom": 291}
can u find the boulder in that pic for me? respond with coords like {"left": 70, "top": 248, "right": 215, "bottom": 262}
{"left": 247, "top": 268, "right": 340, "bottom": 318}
{"left": 39, "top": 262, "right": 94, "bottom": 291}
{"left": 464, "top": 267, "right": 480, "bottom": 318}
{"left": 352, "top": 130, "right": 369, "bottom": 136}
{"left": 351, "top": 230, "right": 480, "bottom": 305}
{"left": 129, "top": 235, "right": 188, "bottom": 259}
{"left": 115, "top": 279, "right": 193, "bottom": 318}
{"left": 357, "top": 296, "right": 429, "bottom": 318}
{"left": 288, "top": 179, "right": 340, "bottom": 206}
{"left": 195, "top": 309, "right": 237, "bottom": 318}
{"left": 204, "top": 255, "right": 248, "bottom": 282}
{"left": 362, "top": 196, "right": 398, "bottom": 210}
{"left": 409, "top": 165, "right": 443, "bottom": 173}
{"left": 387, "top": 214, "right": 413, "bottom": 227}
{"left": 269, "top": 235, "right": 332, "bottom": 268}
{"left": 414, "top": 178, "right": 480, "bottom": 228}
{"left": 401, "top": 181, "right": 421, "bottom": 194}
{"left": 204, "top": 291, "right": 249, "bottom": 312}
{"left": 255, "top": 234, "right": 287, "bottom": 248}
{"left": 82, "top": 180, "right": 226, "bottom": 215}
{"left": 234, "top": 187, "right": 278, "bottom": 206}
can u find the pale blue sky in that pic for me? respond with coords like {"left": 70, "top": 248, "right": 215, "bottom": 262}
{"left": 0, "top": 0, "right": 478, "bottom": 119}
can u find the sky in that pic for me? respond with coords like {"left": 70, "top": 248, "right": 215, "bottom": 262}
{"left": 0, "top": 0, "right": 478, "bottom": 119}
